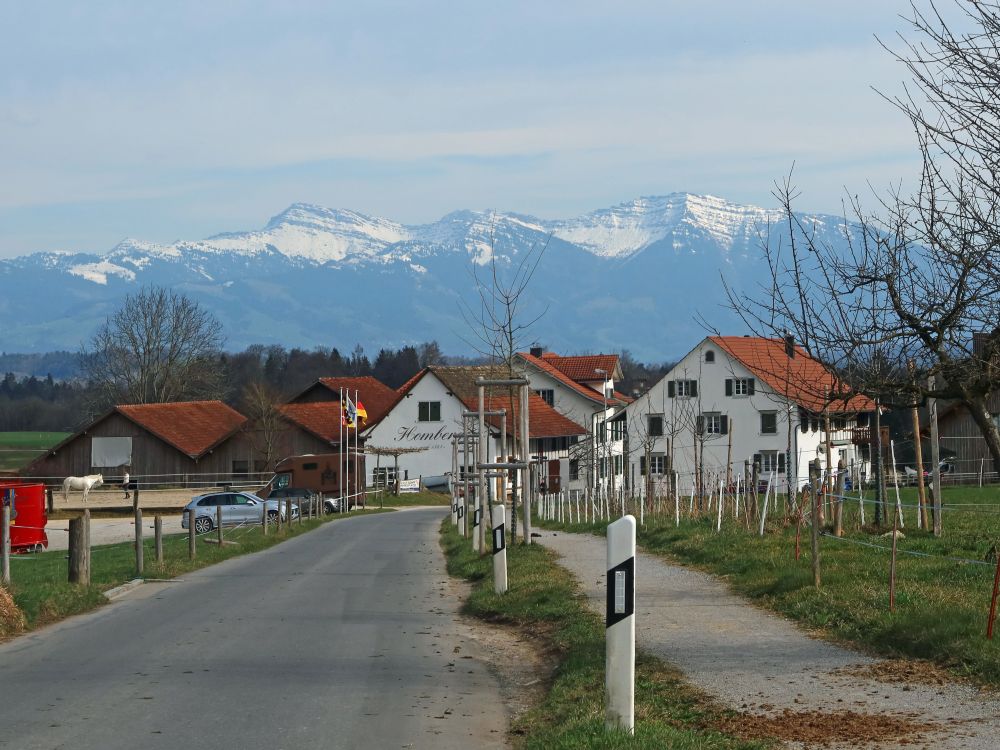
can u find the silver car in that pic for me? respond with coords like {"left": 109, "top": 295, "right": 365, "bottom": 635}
{"left": 181, "top": 491, "right": 298, "bottom": 534}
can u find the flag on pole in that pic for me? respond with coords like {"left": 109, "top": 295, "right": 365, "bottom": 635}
{"left": 356, "top": 400, "right": 368, "bottom": 424}
{"left": 343, "top": 394, "right": 357, "bottom": 428}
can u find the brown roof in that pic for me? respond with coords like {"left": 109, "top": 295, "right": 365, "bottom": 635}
{"left": 518, "top": 352, "right": 629, "bottom": 407}
{"left": 116, "top": 401, "right": 247, "bottom": 458}
{"left": 278, "top": 402, "right": 347, "bottom": 444}
{"left": 431, "top": 365, "right": 587, "bottom": 438}
{"left": 709, "top": 336, "right": 877, "bottom": 413}
{"left": 539, "top": 352, "right": 621, "bottom": 382}
{"left": 315, "top": 376, "right": 397, "bottom": 423}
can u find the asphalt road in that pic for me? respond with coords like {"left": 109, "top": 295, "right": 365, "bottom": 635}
{"left": 0, "top": 508, "right": 508, "bottom": 750}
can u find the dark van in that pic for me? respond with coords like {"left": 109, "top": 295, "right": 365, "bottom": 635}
{"left": 259, "top": 452, "right": 365, "bottom": 512}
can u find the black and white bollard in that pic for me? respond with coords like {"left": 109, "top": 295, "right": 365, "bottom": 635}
{"left": 606, "top": 514, "right": 636, "bottom": 734}
{"left": 471, "top": 503, "right": 481, "bottom": 553}
{"left": 457, "top": 504, "right": 466, "bottom": 537}
{"left": 451, "top": 497, "right": 458, "bottom": 526}
{"left": 491, "top": 504, "right": 507, "bottom": 594}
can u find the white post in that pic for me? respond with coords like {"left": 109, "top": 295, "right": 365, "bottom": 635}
{"left": 492, "top": 503, "right": 508, "bottom": 594}
{"left": 758, "top": 473, "right": 773, "bottom": 536}
{"left": 451, "top": 439, "right": 459, "bottom": 526}
{"left": 674, "top": 471, "right": 680, "bottom": 526}
{"left": 716, "top": 479, "right": 723, "bottom": 532}
{"left": 606, "top": 514, "right": 636, "bottom": 734}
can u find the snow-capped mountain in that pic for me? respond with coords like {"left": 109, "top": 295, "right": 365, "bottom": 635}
{"left": 0, "top": 194, "right": 850, "bottom": 360}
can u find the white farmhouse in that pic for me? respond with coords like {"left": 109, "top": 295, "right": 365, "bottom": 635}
{"left": 625, "top": 336, "right": 877, "bottom": 497}
{"left": 517, "top": 349, "right": 631, "bottom": 500}
{"left": 362, "top": 365, "right": 586, "bottom": 487}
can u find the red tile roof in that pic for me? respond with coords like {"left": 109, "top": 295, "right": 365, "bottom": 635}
{"left": 116, "top": 401, "right": 247, "bottom": 458}
{"left": 709, "top": 336, "right": 877, "bottom": 413}
{"left": 518, "top": 352, "right": 629, "bottom": 407}
{"left": 278, "top": 402, "right": 347, "bottom": 444}
{"left": 315, "top": 376, "right": 397, "bottom": 423}
{"left": 473, "top": 392, "right": 587, "bottom": 438}
{"left": 539, "top": 353, "right": 621, "bottom": 382}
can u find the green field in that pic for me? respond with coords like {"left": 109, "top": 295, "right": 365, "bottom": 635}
{"left": 538, "top": 484, "right": 1000, "bottom": 686}
{"left": 0, "top": 432, "right": 69, "bottom": 471}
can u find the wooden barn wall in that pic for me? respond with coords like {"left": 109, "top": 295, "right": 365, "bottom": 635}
{"left": 935, "top": 394, "right": 1000, "bottom": 472}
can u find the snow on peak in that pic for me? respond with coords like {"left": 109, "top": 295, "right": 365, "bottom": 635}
{"left": 68, "top": 260, "right": 136, "bottom": 285}
{"left": 550, "top": 193, "right": 781, "bottom": 258}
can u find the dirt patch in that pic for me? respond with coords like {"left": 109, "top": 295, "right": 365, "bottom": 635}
{"left": 0, "top": 586, "right": 26, "bottom": 639}
{"left": 832, "top": 659, "right": 963, "bottom": 689}
{"left": 445, "top": 577, "right": 556, "bottom": 728}
{"left": 717, "top": 708, "right": 938, "bottom": 748}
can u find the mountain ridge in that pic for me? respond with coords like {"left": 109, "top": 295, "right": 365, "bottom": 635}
{"left": 0, "top": 193, "right": 849, "bottom": 359}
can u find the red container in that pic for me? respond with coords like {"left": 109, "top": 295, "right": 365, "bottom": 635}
{"left": 0, "top": 481, "right": 48, "bottom": 552}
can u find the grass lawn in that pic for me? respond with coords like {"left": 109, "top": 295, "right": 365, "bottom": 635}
{"left": 3, "top": 509, "right": 388, "bottom": 634}
{"left": 0, "top": 431, "right": 69, "bottom": 471}
{"left": 537, "top": 484, "right": 1000, "bottom": 686}
{"left": 368, "top": 489, "right": 450, "bottom": 507}
{"left": 440, "top": 520, "right": 769, "bottom": 749}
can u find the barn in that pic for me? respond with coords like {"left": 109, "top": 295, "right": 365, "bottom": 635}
{"left": 24, "top": 401, "right": 250, "bottom": 487}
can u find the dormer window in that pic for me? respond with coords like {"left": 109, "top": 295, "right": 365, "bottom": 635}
{"left": 705, "top": 350, "right": 715, "bottom": 363}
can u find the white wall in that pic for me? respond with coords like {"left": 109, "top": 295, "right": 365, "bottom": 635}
{"left": 625, "top": 337, "right": 870, "bottom": 495}
{"left": 365, "top": 373, "right": 498, "bottom": 484}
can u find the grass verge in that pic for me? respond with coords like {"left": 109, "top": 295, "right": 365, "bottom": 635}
{"left": 440, "top": 520, "right": 770, "bottom": 749}
{"left": 537, "top": 485, "right": 1000, "bottom": 686}
{"left": 4, "top": 509, "right": 388, "bottom": 633}
{"left": 371, "top": 490, "right": 451, "bottom": 507}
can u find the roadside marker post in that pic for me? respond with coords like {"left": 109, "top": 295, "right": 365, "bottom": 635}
{"left": 606, "top": 514, "right": 636, "bottom": 734}
{"left": 491, "top": 504, "right": 508, "bottom": 594}
{"left": 457, "top": 504, "right": 466, "bottom": 537}
{"left": 471, "top": 504, "right": 481, "bottom": 553}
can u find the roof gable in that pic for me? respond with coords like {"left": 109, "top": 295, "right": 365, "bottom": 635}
{"left": 539, "top": 352, "right": 622, "bottom": 382}
{"left": 116, "top": 401, "right": 247, "bottom": 458}
{"left": 518, "top": 352, "right": 629, "bottom": 407}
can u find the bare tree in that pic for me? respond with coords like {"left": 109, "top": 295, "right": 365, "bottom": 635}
{"left": 727, "top": 2, "right": 1000, "bottom": 474}
{"left": 82, "top": 287, "right": 224, "bottom": 408}
{"left": 241, "top": 381, "right": 285, "bottom": 473}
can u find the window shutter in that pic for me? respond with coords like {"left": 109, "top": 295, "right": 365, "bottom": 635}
{"left": 668, "top": 380, "right": 675, "bottom": 398}
{"left": 725, "top": 379, "right": 733, "bottom": 396}
{"left": 752, "top": 453, "right": 761, "bottom": 469}
{"left": 640, "top": 456, "right": 646, "bottom": 476}
{"left": 720, "top": 415, "right": 728, "bottom": 435}
{"left": 748, "top": 378, "right": 755, "bottom": 395}
{"left": 778, "top": 453, "right": 786, "bottom": 473}
{"left": 690, "top": 380, "right": 698, "bottom": 397}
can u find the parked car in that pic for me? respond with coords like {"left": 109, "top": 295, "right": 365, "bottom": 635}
{"left": 181, "top": 491, "right": 298, "bottom": 534}
{"left": 268, "top": 486, "right": 338, "bottom": 513}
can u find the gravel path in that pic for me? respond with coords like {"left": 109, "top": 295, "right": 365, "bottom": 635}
{"left": 535, "top": 528, "right": 1000, "bottom": 750}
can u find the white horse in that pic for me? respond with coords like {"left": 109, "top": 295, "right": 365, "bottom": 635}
{"left": 63, "top": 474, "right": 104, "bottom": 503}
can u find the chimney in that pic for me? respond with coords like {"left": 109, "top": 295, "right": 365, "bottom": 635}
{"left": 529, "top": 345, "right": 544, "bottom": 358}
{"left": 784, "top": 333, "right": 795, "bottom": 358}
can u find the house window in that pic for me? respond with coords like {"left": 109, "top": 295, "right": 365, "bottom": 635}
{"left": 640, "top": 454, "right": 666, "bottom": 475}
{"left": 536, "top": 388, "right": 554, "bottom": 406}
{"left": 610, "top": 420, "right": 625, "bottom": 440}
{"left": 755, "top": 450, "right": 786, "bottom": 474}
{"left": 668, "top": 379, "right": 697, "bottom": 398}
{"left": 569, "top": 459, "right": 580, "bottom": 481}
{"left": 613, "top": 455, "right": 623, "bottom": 474}
{"left": 833, "top": 416, "right": 847, "bottom": 430}
{"left": 696, "top": 413, "right": 728, "bottom": 435}
{"left": 705, "top": 350, "right": 715, "bottom": 363}
{"left": 726, "top": 378, "right": 755, "bottom": 396}
{"left": 599, "top": 457, "right": 607, "bottom": 479}
{"left": 418, "top": 401, "right": 441, "bottom": 422}
{"left": 647, "top": 414, "right": 664, "bottom": 437}
{"left": 760, "top": 411, "right": 777, "bottom": 434}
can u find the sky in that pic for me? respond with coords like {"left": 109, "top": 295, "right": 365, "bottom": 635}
{"left": 0, "top": 1, "right": 949, "bottom": 259}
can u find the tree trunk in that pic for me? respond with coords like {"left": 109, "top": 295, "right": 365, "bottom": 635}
{"left": 963, "top": 395, "right": 1000, "bottom": 475}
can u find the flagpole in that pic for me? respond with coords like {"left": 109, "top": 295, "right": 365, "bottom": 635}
{"left": 339, "top": 387, "right": 344, "bottom": 512}
{"left": 355, "top": 388, "right": 361, "bottom": 509}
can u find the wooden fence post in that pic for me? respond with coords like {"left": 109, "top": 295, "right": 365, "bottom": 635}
{"left": 261, "top": 500, "right": 268, "bottom": 535}
{"left": 154, "top": 515, "right": 163, "bottom": 564}
{"left": 1, "top": 505, "right": 10, "bottom": 585}
{"left": 188, "top": 509, "right": 196, "bottom": 560}
{"left": 46, "top": 487, "right": 55, "bottom": 514}
{"left": 216, "top": 506, "right": 223, "bottom": 545}
{"left": 68, "top": 510, "right": 91, "bottom": 585}
{"left": 134, "top": 506, "right": 143, "bottom": 576}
